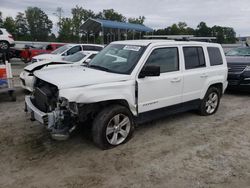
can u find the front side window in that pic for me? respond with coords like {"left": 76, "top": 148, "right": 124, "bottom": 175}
{"left": 145, "top": 47, "right": 179, "bottom": 73}
{"left": 208, "top": 47, "right": 223, "bottom": 66}
{"left": 46, "top": 45, "right": 53, "bottom": 50}
{"left": 88, "top": 44, "right": 145, "bottom": 74}
{"left": 183, "top": 47, "right": 206, "bottom": 69}
{"left": 63, "top": 52, "right": 86, "bottom": 62}
{"left": 51, "top": 44, "right": 72, "bottom": 55}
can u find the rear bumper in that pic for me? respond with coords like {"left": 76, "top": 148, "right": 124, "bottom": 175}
{"left": 25, "top": 96, "right": 57, "bottom": 129}
{"left": 10, "top": 43, "right": 15, "bottom": 47}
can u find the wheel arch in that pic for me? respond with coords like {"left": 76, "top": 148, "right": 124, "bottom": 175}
{"left": 208, "top": 83, "right": 223, "bottom": 97}
{"left": 201, "top": 82, "right": 223, "bottom": 99}
{"left": 78, "top": 99, "right": 136, "bottom": 123}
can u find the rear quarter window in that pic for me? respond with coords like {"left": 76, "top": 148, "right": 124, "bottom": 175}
{"left": 0, "top": 30, "right": 3, "bottom": 35}
{"left": 208, "top": 47, "right": 223, "bottom": 66}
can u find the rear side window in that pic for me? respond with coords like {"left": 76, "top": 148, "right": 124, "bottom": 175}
{"left": 145, "top": 47, "right": 179, "bottom": 73}
{"left": 183, "top": 47, "right": 206, "bottom": 69}
{"left": 208, "top": 47, "right": 223, "bottom": 66}
{"left": 0, "top": 30, "right": 3, "bottom": 35}
{"left": 67, "top": 46, "right": 81, "bottom": 55}
{"left": 82, "top": 46, "right": 103, "bottom": 51}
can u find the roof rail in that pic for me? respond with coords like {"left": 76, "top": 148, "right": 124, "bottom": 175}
{"left": 143, "top": 35, "right": 217, "bottom": 42}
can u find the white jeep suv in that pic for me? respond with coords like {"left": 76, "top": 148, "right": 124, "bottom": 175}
{"left": 25, "top": 40, "right": 228, "bottom": 149}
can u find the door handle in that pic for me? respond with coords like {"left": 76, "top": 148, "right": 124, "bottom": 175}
{"left": 171, "top": 77, "right": 181, "bottom": 83}
{"left": 200, "top": 73, "right": 208, "bottom": 78}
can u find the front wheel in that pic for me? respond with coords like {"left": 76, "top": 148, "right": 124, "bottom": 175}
{"left": 198, "top": 87, "right": 221, "bottom": 116}
{"left": 0, "top": 41, "right": 10, "bottom": 51}
{"left": 92, "top": 105, "right": 134, "bottom": 150}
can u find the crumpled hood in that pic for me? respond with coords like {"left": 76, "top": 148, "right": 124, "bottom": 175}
{"left": 24, "top": 60, "right": 69, "bottom": 72}
{"left": 24, "top": 60, "right": 53, "bottom": 71}
{"left": 34, "top": 66, "right": 131, "bottom": 89}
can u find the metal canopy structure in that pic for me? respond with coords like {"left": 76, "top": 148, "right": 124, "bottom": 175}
{"left": 81, "top": 18, "right": 154, "bottom": 32}
{"left": 81, "top": 18, "right": 154, "bottom": 44}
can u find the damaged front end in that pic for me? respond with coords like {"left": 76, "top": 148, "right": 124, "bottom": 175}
{"left": 25, "top": 78, "right": 78, "bottom": 140}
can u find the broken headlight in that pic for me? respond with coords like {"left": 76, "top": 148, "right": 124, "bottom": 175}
{"left": 59, "top": 97, "right": 78, "bottom": 114}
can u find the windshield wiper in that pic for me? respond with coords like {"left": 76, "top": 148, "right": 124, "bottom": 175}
{"left": 87, "top": 64, "right": 113, "bottom": 72}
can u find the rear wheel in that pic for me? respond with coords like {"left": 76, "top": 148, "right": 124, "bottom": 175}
{"left": 199, "top": 87, "right": 220, "bottom": 116}
{"left": 92, "top": 105, "right": 134, "bottom": 150}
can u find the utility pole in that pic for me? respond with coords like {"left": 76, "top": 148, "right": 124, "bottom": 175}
{"left": 53, "top": 7, "right": 63, "bottom": 33}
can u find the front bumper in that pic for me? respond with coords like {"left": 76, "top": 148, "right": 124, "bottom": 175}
{"left": 228, "top": 71, "right": 250, "bottom": 89}
{"left": 25, "top": 96, "right": 57, "bottom": 129}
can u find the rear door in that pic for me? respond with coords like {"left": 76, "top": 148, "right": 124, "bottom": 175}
{"left": 182, "top": 46, "right": 208, "bottom": 102}
{"left": 137, "top": 46, "right": 183, "bottom": 113}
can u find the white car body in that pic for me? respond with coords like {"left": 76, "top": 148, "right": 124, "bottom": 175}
{"left": 20, "top": 51, "right": 98, "bottom": 92}
{"left": 0, "top": 28, "right": 15, "bottom": 50}
{"left": 31, "top": 44, "right": 103, "bottom": 63}
{"left": 25, "top": 40, "right": 228, "bottom": 148}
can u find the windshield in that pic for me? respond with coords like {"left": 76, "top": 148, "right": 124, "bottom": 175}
{"left": 226, "top": 48, "right": 250, "bottom": 56}
{"left": 63, "top": 52, "right": 86, "bottom": 62}
{"left": 88, "top": 44, "right": 145, "bottom": 74}
{"left": 51, "top": 44, "right": 71, "bottom": 55}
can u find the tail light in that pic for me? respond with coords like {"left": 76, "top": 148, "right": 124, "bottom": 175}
{"left": 8, "top": 35, "right": 14, "bottom": 39}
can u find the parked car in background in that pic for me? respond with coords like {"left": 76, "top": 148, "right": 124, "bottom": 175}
{"left": 20, "top": 43, "right": 65, "bottom": 63}
{"left": 20, "top": 51, "right": 98, "bottom": 92}
{"left": 0, "top": 28, "right": 15, "bottom": 51}
{"left": 0, "top": 28, "right": 15, "bottom": 62}
{"left": 31, "top": 44, "right": 104, "bottom": 63}
{"left": 226, "top": 47, "right": 250, "bottom": 90}
{"left": 8, "top": 44, "right": 37, "bottom": 60}
{"left": 25, "top": 40, "right": 228, "bottom": 149}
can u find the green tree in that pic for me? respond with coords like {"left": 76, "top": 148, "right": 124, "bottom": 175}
{"left": 196, "top": 22, "right": 212, "bottom": 37}
{"left": 169, "top": 24, "right": 180, "bottom": 35}
{"left": 128, "top": 16, "right": 145, "bottom": 25}
{"left": 57, "top": 18, "right": 74, "bottom": 42}
{"left": 211, "top": 26, "right": 236, "bottom": 44}
{"left": 3, "top": 16, "right": 16, "bottom": 34}
{"left": 70, "top": 6, "right": 97, "bottom": 42}
{"left": 97, "top": 9, "right": 126, "bottom": 22}
{"left": 15, "top": 12, "right": 29, "bottom": 40}
{"left": 25, "top": 7, "right": 53, "bottom": 41}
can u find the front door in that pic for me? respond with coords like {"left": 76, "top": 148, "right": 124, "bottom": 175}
{"left": 137, "top": 47, "right": 183, "bottom": 113}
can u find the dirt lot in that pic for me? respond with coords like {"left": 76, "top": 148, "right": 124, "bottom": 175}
{"left": 0, "top": 60, "right": 250, "bottom": 188}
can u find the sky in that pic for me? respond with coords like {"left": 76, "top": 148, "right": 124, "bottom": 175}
{"left": 0, "top": 0, "right": 250, "bottom": 36}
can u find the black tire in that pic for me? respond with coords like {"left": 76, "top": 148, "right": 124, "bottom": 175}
{"left": 198, "top": 87, "right": 221, "bottom": 116}
{"left": 0, "top": 41, "right": 10, "bottom": 52}
{"left": 92, "top": 105, "right": 135, "bottom": 150}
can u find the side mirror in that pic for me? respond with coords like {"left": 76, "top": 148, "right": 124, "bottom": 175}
{"left": 139, "top": 65, "right": 160, "bottom": 78}
{"left": 84, "top": 58, "right": 91, "bottom": 64}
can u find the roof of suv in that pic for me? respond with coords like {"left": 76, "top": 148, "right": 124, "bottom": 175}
{"left": 112, "top": 40, "right": 220, "bottom": 47}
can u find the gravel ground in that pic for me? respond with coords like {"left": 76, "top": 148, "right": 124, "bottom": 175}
{"left": 0, "top": 60, "right": 250, "bottom": 188}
